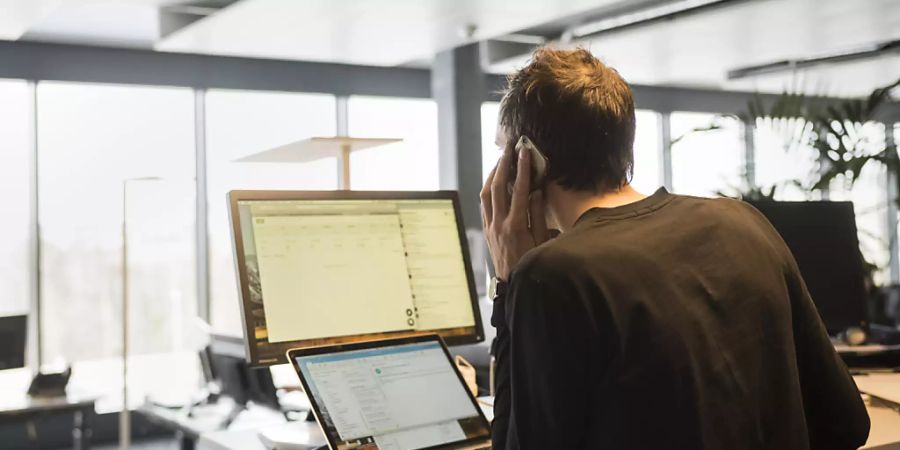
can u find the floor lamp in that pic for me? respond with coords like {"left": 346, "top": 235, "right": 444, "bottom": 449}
{"left": 233, "top": 136, "right": 401, "bottom": 190}
{"left": 120, "top": 177, "right": 162, "bottom": 450}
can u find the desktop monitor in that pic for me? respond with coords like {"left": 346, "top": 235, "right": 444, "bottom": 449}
{"left": 748, "top": 200, "right": 868, "bottom": 334}
{"left": 228, "top": 190, "right": 485, "bottom": 366}
{"left": 209, "top": 334, "right": 280, "bottom": 410}
{"left": 0, "top": 315, "right": 27, "bottom": 370}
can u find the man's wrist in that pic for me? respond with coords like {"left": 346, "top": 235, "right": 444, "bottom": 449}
{"left": 489, "top": 276, "right": 508, "bottom": 302}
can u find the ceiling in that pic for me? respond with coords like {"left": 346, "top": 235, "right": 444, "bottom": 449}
{"left": 0, "top": 1, "right": 181, "bottom": 45}
{"left": 154, "top": 0, "right": 625, "bottom": 65}
{"left": 0, "top": 0, "right": 897, "bottom": 97}
{"left": 563, "top": 0, "right": 900, "bottom": 97}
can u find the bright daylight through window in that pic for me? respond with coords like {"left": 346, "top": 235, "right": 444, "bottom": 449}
{"left": 37, "top": 82, "right": 198, "bottom": 410}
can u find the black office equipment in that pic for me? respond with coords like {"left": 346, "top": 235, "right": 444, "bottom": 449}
{"left": 748, "top": 200, "right": 868, "bottom": 335}
{"left": 228, "top": 190, "right": 485, "bottom": 366}
{"left": 0, "top": 314, "right": 27, "bottom": 370}
{"left": 208, "top": 334, "right": 280, "bottom": 426}
{"left": 27, "top": 366, "right": 71, "bottom": 397}
{"left": 198, "top": 345, "right": 217, "bottom": 385}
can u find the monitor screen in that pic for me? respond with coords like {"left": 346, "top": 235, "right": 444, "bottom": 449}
{"left": 229, "top": 191, "right": 484, "bottom": 366}
{"left": 747, "top": 200, "right": 868, "bottom": 333}
{"left": 292, "top": 338, "right": 490, "bottom": 450}
{"left": 0, "top": 315, "right": 27, "bottom": 370}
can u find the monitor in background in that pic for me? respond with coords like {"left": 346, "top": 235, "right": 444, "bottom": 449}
{"left": 748, "top": 200, "right": 868, "bottom": 334}
{"left": 288, "top": 334, "right": 491, "bottom": 450}
{"left": 229, "top": 190, "right": 485, "bottom": 366}
{"left": 208, "top": 334, "right": 280, "bottom": 411}
{"left": 198, "top": 345, "right": 217, "bottom": 385}
{"left": 0, "top": 315, "right": 27, "bottom": 370}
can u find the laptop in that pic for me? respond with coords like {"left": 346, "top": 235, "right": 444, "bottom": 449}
{"left": 287, "top": 334, "right": 492, "bottom": 450}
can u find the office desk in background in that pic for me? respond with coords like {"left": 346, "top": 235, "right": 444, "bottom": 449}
{"left": 0, "top": 391, "right": 95, "bottom": 450}
{"left": 855, "top": 373, "right": 900, "bottom": 449}
{"left": 0, "top": 369, "right": 96, "bottom": 450}
{"left": 139, "top": 397, "right": 292, "bottom": 450}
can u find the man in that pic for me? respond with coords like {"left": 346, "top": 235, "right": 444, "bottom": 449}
{"left": 482, "top": 47, "right": 870, "bottom": 449}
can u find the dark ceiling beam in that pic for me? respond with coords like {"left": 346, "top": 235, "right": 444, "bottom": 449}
{"left": 159, "top": 0, "right": 239, "bottom": 40}
{"left": 0, "top": 39, "right": 433, "bottom": 98}
{"left": 484, "top": 74, "right": 900, "bottom": 122}
{"left": 480, "top": 40, "right": 539, "bottom": 68}
{"left": 0, "top": 40, "right": 895, "bottom": 122}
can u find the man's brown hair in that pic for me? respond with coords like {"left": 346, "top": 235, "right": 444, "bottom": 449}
{"left": 499, "top": 47, "right": 636, "bottom": 193}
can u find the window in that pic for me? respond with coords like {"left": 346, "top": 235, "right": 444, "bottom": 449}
{"left": 348, "top": 96, "right": 439, "bottom": 190}
{"left": 632, "top": 110, "right": 662, "bottom": 194}
{"left": 754, "top": 122, "right": 819, "bottom": 200}
{"left": 670, "top": 112, "right": 744, "bottom": 197}
{"left": 0, "top": 79, "right": 32, "bottom": 317}
{"left": 827, "top": 122, "right": 890, "bottom": 285}
{"left": 896, "top": 122, "right": 900, "bottom": 283}
{"left": 206, "top": 89, "right": 337, "bottom": 335}
{"left": 481, "top": 102, "right": 501, "bottom": 182}
{"left": 37, "top": 82, "right": 197, "bottom": 410}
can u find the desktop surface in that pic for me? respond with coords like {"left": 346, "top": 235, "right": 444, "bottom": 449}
{"left": 229, "top": 190, "right": 484, "bottom": 366}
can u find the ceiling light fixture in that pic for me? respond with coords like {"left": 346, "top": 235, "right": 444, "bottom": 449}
{"left": 565, "top": 0, "right": 749, "bottom": 41}
{"left": 726, "top": 39, "right": 900, "bottom": 79}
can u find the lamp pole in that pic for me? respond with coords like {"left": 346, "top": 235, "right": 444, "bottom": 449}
{"left": 120, "top": 179, "right": 130, "bottom": 450}
{"left": 120, "top": 177, "right": 161, "bottom": 450}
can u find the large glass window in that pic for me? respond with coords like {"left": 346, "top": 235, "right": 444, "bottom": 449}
{"left": 632, "top": 110, "right": 661, "bottom": 194}
{"left": 37, "top": 82, "right": 197, "bottom": 410}
{"left": 206, "top": 90, "right": 337, "bottom": 335}
{"left": 348, "top": 96, "right": 439, "bottom": 190}
{"left": 827, "top": 123, "right": 890, "bottom": 285}
{"left": 0, "top": 79, "right": 32, "bottom": 317}
{"left": 753, "top": 122, "right": 819, "bottom": 200}
{"left": 481, "top": 102, "right": 501, "bottom": 181}
{"left": 670, "top": 112, "right": 743, "bottom": 197}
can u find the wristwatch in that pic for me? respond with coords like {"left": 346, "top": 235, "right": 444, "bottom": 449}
{"left": 489, "top": 276, "right": 508, "bottom": 302}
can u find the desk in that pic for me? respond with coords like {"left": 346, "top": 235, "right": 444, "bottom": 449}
{"left": 0, "top": 394, "right": 96, "bottom": 450}
{"left": 865, "top": 406, "right": 900, "bottom": 449}
{"left": 196, "top": 397, "right": 900, "bottom": 450}
{"left": 139, "top": 397, "right": 290, "bottom": 450}
{"left": 196, "top": 400, "right": 494, "bottom": 450}
{"left": 199, "top": 421, "right": 324, "bottom": 450}
{"left": 855, "top": 373, "right": 900, "bottom": 449}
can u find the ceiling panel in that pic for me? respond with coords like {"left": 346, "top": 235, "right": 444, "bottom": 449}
{"left": 584, "top": 0, "right": 900, "bottom": 96}
{"left": 0, "top": 1, "right": 65, "bottom": 40}
{"left": 491, "top": 0, "right": 900, "bottom": 96}
{"left": 156, "top": 0, "right": 622, "bottom": 66}
{"left": 0, "top": 0, "right": 186, "bottom": 43}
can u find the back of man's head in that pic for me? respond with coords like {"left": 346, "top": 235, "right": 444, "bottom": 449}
{"left": 500, "top": 47, "right": 636, "bottom": 193}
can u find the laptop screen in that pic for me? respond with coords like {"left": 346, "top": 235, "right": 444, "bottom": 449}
{"left": 294, "top": 340, "right": 490, "bottom": 449}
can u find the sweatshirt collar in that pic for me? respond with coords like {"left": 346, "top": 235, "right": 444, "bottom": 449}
{"left": 573, "top": 187, "right": 673, "bottom": 227}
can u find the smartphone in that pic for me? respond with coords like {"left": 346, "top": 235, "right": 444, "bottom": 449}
{"left": 508, "top": 135, "right": 548, "bottom": 194}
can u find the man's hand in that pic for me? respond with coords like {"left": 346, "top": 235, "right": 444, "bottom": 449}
{"left": 481, "top": 140, "right": 550, "bottom": 280}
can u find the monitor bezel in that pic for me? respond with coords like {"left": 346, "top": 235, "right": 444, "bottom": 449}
{"left": 286, "top": 333, "right": 492, "bottom": 450}
{"left": 228, "top": 189, "right": 485, "bottom": 366}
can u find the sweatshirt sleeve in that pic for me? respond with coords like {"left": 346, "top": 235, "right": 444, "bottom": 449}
{"left": 492, "top": 263, "right": 597, "bottom": 449}
{"left": 785, "top": 253, "right": 870, "bottom": 449}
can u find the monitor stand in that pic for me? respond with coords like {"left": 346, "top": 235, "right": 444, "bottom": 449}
{"left": 257, "top": 420, "right": 327, "bottom": 450}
